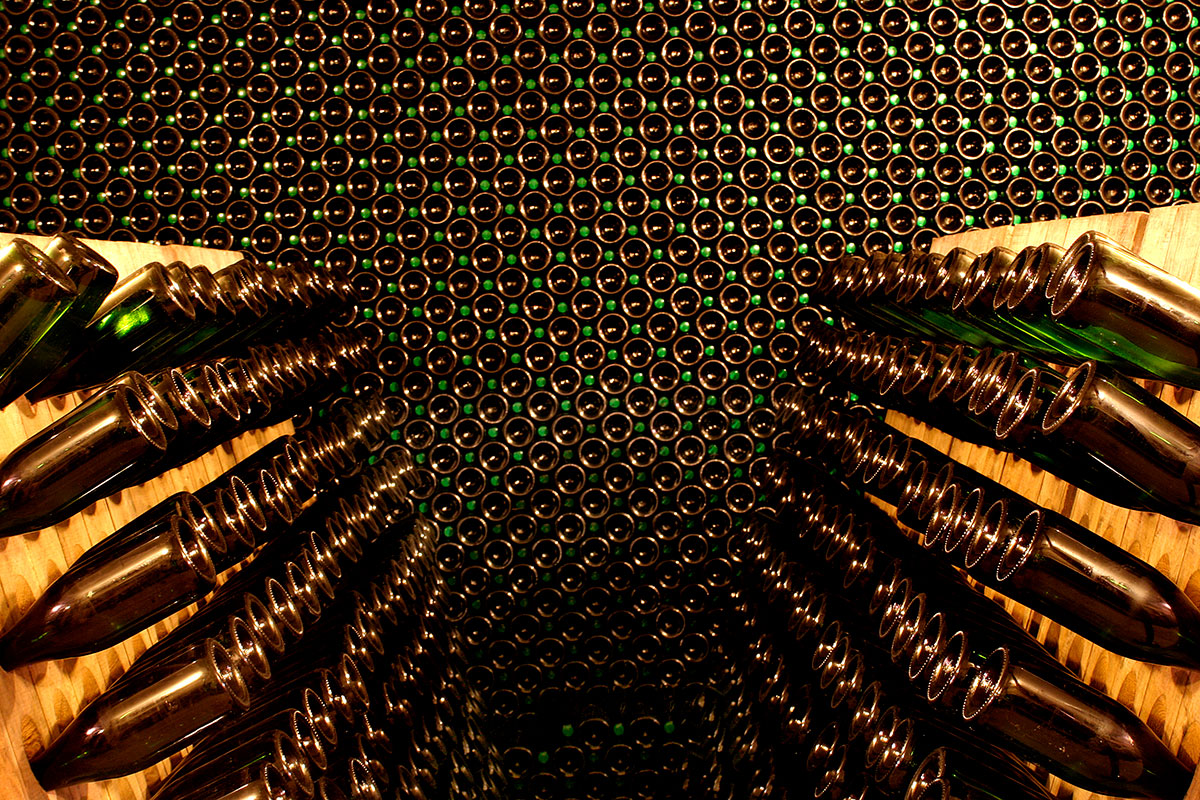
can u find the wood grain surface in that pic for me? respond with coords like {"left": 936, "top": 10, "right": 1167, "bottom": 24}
{"left": 883, "top": 210, "right": 1200, "bottom": 800}
{"left": 0, "top": 234, "right": 293, "bottom": 800}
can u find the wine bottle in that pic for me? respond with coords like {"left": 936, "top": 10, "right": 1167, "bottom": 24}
{"left": 0, "top": 234, "right": 117, "bottom": 408}
{"left": 1050, "top": 230, "right": 1200, "bottom": 387}
{"left": 0, "top": 375, "right": 174, "bottom": 537}
{"left": 0, "top": 509, "right": 217, "bottom": 668}
{"left": 29, "top": 261, "right": 198, "bottom": 399}
{"left": 30, "top": 638, "right": 253, "bottom": 790}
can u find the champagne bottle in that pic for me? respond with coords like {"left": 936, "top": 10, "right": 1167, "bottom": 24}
{"left": 30, "top": 638, "right": 253, "bottom": 790}
{"left": 1050, "top": 230, "right": 1200, "bottom": 387}
{"left": 0, "top": 375, "right": 174, "bottom": 537}
{"left": 0, "top": 239, "right": 78, "bottom": 390}
{"left": 0, "top": 509, "right": 217, "bottom": 668}
{"left": 29, "top": 261, "right": 198, "bottom": 399}
{"left": 962, "top": 647, "right": 1190, "bottom": 800}
{"left": 0, "top": 234, "right": 117, "bottom": 408}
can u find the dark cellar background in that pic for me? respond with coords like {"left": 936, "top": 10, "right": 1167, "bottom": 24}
{"left": 3, "top": 0, "right": 1200, "bottom": 796}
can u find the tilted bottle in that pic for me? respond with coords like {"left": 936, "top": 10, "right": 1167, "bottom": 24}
{"left": 0, "top": 374, "right": 175, "bottom": 537}
{"left": 0, "top": 233, "right": 118, "bottom": 408}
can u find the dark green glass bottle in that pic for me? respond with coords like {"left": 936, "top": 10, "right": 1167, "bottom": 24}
{"left": 28, "top": 262, "right": 198, "bottom": 399}
{"left": 0, "top": 234, "right": 117, "bottom": 408}
{"left": 1049, "top": 231, "right": 1200, "bottom": 387}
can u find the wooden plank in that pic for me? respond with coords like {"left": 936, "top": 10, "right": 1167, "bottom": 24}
{"left": 0, "top": 236, "right": 294, "bottom": 800}
{"left": 883, "top": 213, "right": 1200, "bottom": 800}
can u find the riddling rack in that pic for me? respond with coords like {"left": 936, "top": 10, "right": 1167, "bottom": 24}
{"left": 0, "top": 234, "right": 293, "bottom": 800}
{"left": 882, "top": 206, "right": 1200, "bottom": 800}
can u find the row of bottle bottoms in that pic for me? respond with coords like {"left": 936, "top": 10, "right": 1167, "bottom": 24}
{"left": 0, "top": 233, "right": 358, "bottom": 410}
{"left": 738, "top": 389, "right": 1191, "bottom": 799}
{"left": 794, "top": 313, "right": 1200, "bottom": 525}
{"left": 0, "top": 323, "right": 373, "bottom": 540}
{"left": 813, "top": 231, "right": 1200, "bottom": 389}
{"left": 4, "top": 394, "right": 503, "bottom": 799}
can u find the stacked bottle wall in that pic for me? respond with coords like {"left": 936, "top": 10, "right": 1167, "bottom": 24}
{"left": 4, "top": 0, "right": 1200, "bottom": 797}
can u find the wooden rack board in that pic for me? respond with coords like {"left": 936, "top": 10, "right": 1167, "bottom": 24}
{"left": 881, "top": 208, "right": 1200, "bottom": 800}
{"left": 0, "top": 234, "right": 293, "bottom": 800}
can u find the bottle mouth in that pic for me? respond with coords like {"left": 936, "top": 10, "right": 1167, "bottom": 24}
{"left": 299, "top": 548, "right": 337, "bottom": 601}
{"left": 905, "top": 750, "right": 950, "bottom": 800}
{"left": 257, "top": 467, "right": 298, "bottom": 526}
{"left": 994, "top": 368, "right": 1040, "bottom": 440}
{"left": 840, "top": 535, "right": 876, "bottom": 591}
{"left": 347, "top": 758, "right": 383, "bottom": 800}
{"left": 877, "top": 341, "right": 908, "bottom": 397}
{"left": 806, "top": 721, "right": 840, "bottom": 773}
{"left": 962, "top": 646, "right": 1009, "bottom": 721}
{"left": 285, "top": 559, "right": 324, "bottom": 619}
{"left": 301, "top": 686, "right": 339, "bottom": 748}
{"left": 7, "top": 238, "right": 78, "bottom": 299}
{"left": 176, "top": 492, "right": 227, "bottom": 555}
{"left": 996, "top": 507, "right": 1042, "bottom": 581}
{"left": 244, "top": 592, "right": 286, "bottom": 654}
{"left": 843, "top": 429, "right": 879, "bottom": 482}
{"left": 967, "top": 352, "right": 1018, "bottom": 416}
{"left": 923, "top": 482, "right": 959, "bottom": 550}
{"left": 326, "top": 515, "right": 365, "bottom": 564}
{"left": 229, "top": 473, "right": 270, "bottom": 533}
{"left": 290, "top": 711, "right": 328, "bottom": 772}
{"left": 916, "top": 462, "right": 956, "bottom": 523}
{"left": 265, "top": 576, "right": 306, "bottom": 639}
{"left": 921, "top": 249, "right": 954, "bottom": 301}
{"left": 1040, "top": 361, "right": 1094, "bottom": 434}
{"left": 890, "top": 592, "right": 926, "bottom": 663}
{"left": 927, "top": 345, "right": 965, "bottom": 403}
{"left": 1005, "top": 244, "right": 1049, "bottom": 311}
{"left": 831, "top": 652, "right": 864, "bottom": 708}
{"left": 273, "top": 732, "right": 316, "bottom": 800}
{"left": 863, "top": 707, "right": 897, "bottom": 770}
{"left": 814, "top": 744, "right": 848, "bottom": 798}
{"left": 46, "top": 233, "right": 117, "bottom": 283}
{"left": 338, "top": 652, "right": 372, "bottom": 712}
{"left": 868, "top": 559, "right": 904, "bottom": 617}
{"left": 993, "top": 246, "right": 1036, "bottom": 310}
{"left": 1047, "top": 234, "right": 1097, "bottom": 317}
{"left": 895, "top": 344, "right": 932, "bottom": 400}
{"left": 874, "top": 716, "right": 915, "bottom": 787}
{"left": 944, "top": 487, "right": 983, "bottom": 555}
{"left": 225, "top": 357, "right": 272, "bottom": 413}
{"left": 875, "top": 436, "right": 914, "bottom": 493}
{"left": 950, "top": 251, "right": 994, "bottom": 311}
{"left": 811, "top": 620, "right": 844, "bottom": 674}
{"left": 950, "top": 349, "right": 991, "bottom": 406}
{"left": 160, "top": 263, "right": 199, "bottom": 320}
{"left": 189, "top": 265, "right": 230, "bottom": 317}
{"left": 213, "top": 362, "right": 251, "bottom": 419}
{"left": 306, "top": 530, "right": 344, "bottom": 582}
{"left": 247, "top": 349, "right": 287, "bottom": 399}
{"left": 879, "top": 578, "right": 912, "bottom": 640}
{"left": 162, "top": 368, "right": 212, "bottom": 428}
{"left": 849, "top": 681, "right": 882, "bottom": 741}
